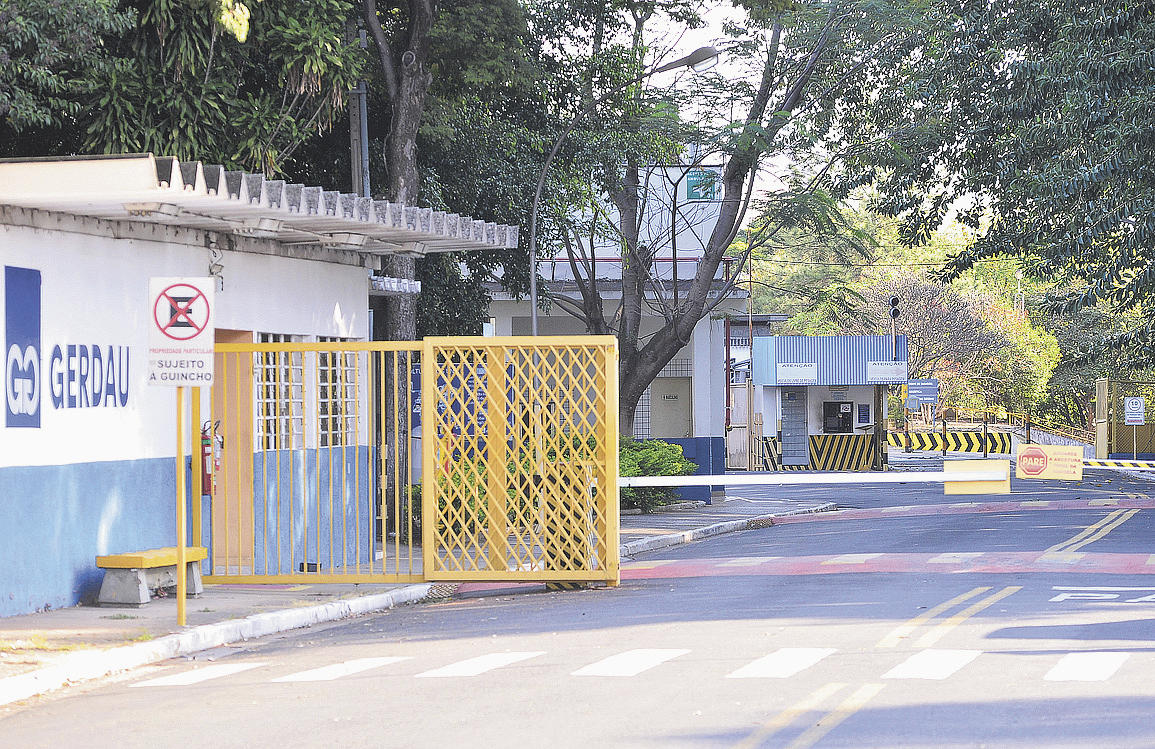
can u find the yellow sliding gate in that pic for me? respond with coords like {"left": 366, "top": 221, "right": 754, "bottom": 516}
{"left": 204, "top": 336, "right": 619, "bottom": 586}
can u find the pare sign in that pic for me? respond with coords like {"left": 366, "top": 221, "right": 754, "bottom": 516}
{"left": 1015, "top": 444, "right": 1084, "bottom": 480}
{"left": 147, "top": 278, "right": 215, "bottom": 387}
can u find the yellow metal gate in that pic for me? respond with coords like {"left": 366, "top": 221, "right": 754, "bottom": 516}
{"left": 422, "top": 337, "right": 619, "bottom": 584}
{"left": 203, "top": 336, "right": 618, "bottom": 586}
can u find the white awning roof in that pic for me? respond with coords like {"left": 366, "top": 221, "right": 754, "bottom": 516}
{"left": 0, "top": 154, "right": 518, "bottom": 255}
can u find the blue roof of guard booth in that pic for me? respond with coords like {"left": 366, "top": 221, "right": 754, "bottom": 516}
{"left": 751, "top": 335, "right": 909, "bottom": 386}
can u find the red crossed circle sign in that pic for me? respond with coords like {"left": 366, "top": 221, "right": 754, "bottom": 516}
{"left": 153, "top": 283, "right": 211, "bottom": 341}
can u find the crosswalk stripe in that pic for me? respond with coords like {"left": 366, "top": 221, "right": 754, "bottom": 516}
{"left": 821, "top": 553, "right": 884, "bottom": 565}
{"left": 726, "top": 648, "right": 836, "bottom": 679}
{"left": 927, "top": 552, "right": 984, "bottom": 564}
{"left": 1044, "top": 652, "right": 1130, "bottom": 682}
{"left": 271, "top": 657, "right": 410, "bottom": 682}
{"left": 572, "top": 648, "right": 689, "bottom": 677}
{"left": 415, "top": 652, "right": 543, "bottom": 678}
{"left": 882, "top": 649, "right": 980, "bottom": 680}
{"left": 131, "top": 662, "right": 266, "bottom": 687}
{"left": 717, "top": 556, "right": 780, "bottom": 567}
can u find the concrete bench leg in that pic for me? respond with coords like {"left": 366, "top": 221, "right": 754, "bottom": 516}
{"left": 98, "top": 569, "right": 150, "bottom": 606}
{"left": 98, "top": 562, "right": 204, "bottom": 606}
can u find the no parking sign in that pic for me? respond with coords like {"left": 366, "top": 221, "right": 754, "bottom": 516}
{"left": 147, "top": 278, "right": 215, "bottom": 386}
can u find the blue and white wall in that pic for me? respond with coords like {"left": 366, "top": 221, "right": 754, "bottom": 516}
{"left": 0, "top": 208, "right": 368, "bottom": 617}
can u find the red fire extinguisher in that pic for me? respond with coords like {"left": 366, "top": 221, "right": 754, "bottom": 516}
{"left": 201, "top": 421, "right": 222, "bottom": 496}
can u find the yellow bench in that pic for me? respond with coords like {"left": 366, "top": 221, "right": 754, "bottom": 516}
{"left": 95, "top": 546, "right": 207, "bottom": 606}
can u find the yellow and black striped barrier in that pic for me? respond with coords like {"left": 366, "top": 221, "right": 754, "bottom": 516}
{"left": 1085, "top": 459, "right": 1155, "bottom": 470}
{"left": 886, "top": 431, "right": 1011, "bottom": 454}
{"left": 811, "top": 434, "right": 873, "bottom": 470}
{"left": 760, "top": 434, "right": 874, "bottom": 471}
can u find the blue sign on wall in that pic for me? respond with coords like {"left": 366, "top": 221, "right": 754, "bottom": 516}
{"left": 5, "top": 266, "right": 42, "bottom": 428}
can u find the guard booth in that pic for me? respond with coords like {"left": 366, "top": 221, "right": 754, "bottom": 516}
{"left": 1095, "top": 378, "right": 1155, "bottom": 459}
{"left": 749, "top": 335, "right": 908, "bottom": 470}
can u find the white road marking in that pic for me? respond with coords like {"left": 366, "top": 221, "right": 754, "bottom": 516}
{"left": 572, "top": 648, "right": 689, "bottom": 677}
{"left": 415, "top": 651, "right": 543, "bottom": 678}
{"left": 1044, "top": 652, "right": 1130, "bottom": 682}
{"left": 271, "top": 657, "right": 410, "bottom": 682}
{"left": 1053, "top": 586, "right": 1155, "bottom": 591}
{"left": 927, "top": 552, "right": 984, "bottom": 564}
{"left": 131, "top": 662, "right": 266, "bottom": 687}
{"left": 821, "top": 553, "right": 884, "bottom": 565}
{"left": 726, "top": 648, "right": 836, "bottom": 679}
{"left": 1038, "top": 552, "right": 1087, "bottom": 564}
{"left": 882, "top": 649, "right": 980, "bottom": 680}
{"left": 718, "top": 556, "right": 779, "bottom": 567}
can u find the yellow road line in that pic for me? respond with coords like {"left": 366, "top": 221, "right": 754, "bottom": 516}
{"left": 733, "top": 682, "right": 846, "bottom": 749}
{"left": 877, "top": 587, "right": 990, "bottom": 648}
{"left": 1045, "top": 510, "right": 1123, "bottom": 553}
{"left": 915, "top": 586, "right": 1021, "bottom": 648}
{"left": 1045, "top": 509, "right": 1138, "bottom": 554}
{"left": 1064, "top": 509, "right": 1139, "bottom": 552}
{"left": 786, "top": 684, "right": 885, "bottom": 749}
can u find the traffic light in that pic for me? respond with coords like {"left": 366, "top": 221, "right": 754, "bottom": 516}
{"left": 888, "top": 295, "right": 901, "bottom": 319}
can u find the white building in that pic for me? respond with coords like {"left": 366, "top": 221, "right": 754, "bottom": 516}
{"left": 0, "top": 154, "right": 515, "bottom": 617}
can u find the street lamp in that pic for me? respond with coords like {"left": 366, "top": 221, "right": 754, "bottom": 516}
{"left": 527, "top": 45, "right": 720, "bottom": 335}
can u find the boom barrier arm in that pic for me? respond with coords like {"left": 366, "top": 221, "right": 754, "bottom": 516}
{"left": 621, "top": 469, "right": 1006, "bottom": 487}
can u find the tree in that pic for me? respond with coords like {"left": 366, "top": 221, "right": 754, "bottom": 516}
{"left": 537, "top": 0, "right": 930, "bottom": 434}
{"left": 0, "top": 0, "right": 131, "bottom": 135}
{"left": 1, "top": 0, "right": 364, "bottom": 173}
{"left": 860, "top": 0, "right": 1155, "bottom": 364}
{"left": 1038, "top": 306, "right": 1155, "bottom": 430}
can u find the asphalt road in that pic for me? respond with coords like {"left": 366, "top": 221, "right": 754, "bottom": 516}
{"left": 3, "top": 464, "right": 1154, "bottom": 748}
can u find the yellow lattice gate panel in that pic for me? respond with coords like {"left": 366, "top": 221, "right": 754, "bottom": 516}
{"left": 422, "top": 337, "right": 620, "bottom": 584}
{"left": 206, "top": 342, "right": 423, "bottom": 584}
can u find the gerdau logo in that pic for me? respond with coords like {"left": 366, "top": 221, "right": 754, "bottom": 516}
{"left": 5, "top": 266, "right": 41, "bottom": 428}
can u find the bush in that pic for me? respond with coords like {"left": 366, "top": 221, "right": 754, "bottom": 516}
{"left": 619, "top": 437, "right": 697, "bottom": 513}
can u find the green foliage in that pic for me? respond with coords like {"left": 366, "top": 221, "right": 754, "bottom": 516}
{"left": 1037, "top": 306, "right": 1155, "bottom": 430}
{"left": 618, "top": 436, "right": 696, "bottom": 513}
{"left": 970, "top": 304, "right": 1061, "bottom": 414}
{"left": 859, "top": 0, "right": 1155, "bottom": 365}
{"left": 83, "top": 0, "right": 363, "bottom": 173}
{"left": 0, "top": 0, "right": 133, "bottom": 132}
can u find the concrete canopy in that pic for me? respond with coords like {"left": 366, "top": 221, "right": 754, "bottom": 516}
{"left": 0, "top": 154, "right": 518, "bottom": 256}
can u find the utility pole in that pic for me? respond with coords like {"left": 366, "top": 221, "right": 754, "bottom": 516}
{"left": 349, "top": 27, "right": 371, "bottom": 198}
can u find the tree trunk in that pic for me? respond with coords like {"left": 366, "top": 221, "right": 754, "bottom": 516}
{"left": 361, "top": 0, "right": 436, "bottom": 534}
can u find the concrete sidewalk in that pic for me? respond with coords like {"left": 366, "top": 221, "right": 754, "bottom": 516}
{"left": 0, "top": 491, "right": 831, "bottom": 708}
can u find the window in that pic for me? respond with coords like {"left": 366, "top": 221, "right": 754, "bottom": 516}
{"left": 256, "top": 333, "right": 304, "bottom": 450}
{"left": 822, "top": 401, "right": 853, "bottom": 434}
{"left": 633, "top": 388, "right": 651, "bottom": 439}
{"left": 318, "top": 337, "right": 358, "bottom": 447}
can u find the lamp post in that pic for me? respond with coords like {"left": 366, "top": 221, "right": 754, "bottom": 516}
{"left": 527, "top": 45, "right": 720, "bottom": 335}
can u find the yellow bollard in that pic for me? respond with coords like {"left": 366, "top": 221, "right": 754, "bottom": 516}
{"left": 176, "top": 386, "right": 187, "bottom": 627}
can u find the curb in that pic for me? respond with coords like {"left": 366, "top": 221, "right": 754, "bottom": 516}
{"left": 0, "top": 583, "right": 432, "bottom": 708}
{"left": 618, "top": 502, "right": 836, "bottom": 558}
{"left": 2, "top": 501, "right": 838, "bottom": 707}
{"left": 620, "top": 500, "right": 707, "bottom": 516}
